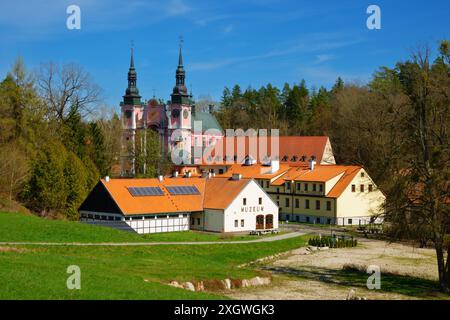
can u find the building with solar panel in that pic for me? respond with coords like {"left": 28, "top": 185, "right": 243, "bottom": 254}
{"left": 78, "top": 174, "right": 279, "bottom": 234}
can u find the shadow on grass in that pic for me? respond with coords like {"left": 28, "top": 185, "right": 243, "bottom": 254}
{"left": 261, "top": 265, "right": 443, "bottom": 298}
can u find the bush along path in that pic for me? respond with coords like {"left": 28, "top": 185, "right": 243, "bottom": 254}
{"left": 308, "top": 235, "right": 358, "bottom": 248}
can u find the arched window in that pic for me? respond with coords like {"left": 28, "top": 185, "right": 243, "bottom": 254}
{"left": 256, "top": 215, "right": 264, "bottom": 230}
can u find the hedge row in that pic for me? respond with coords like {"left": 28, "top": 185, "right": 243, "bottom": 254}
{"left": 308, "top": 236, "right": 357, "bottom": 248}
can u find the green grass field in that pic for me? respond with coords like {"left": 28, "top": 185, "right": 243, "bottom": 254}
{"left": 0, "top": 212, "right": 283, "bottom": 243}
{"left": 0, "top": 212, "right": 309, "bottom": 299}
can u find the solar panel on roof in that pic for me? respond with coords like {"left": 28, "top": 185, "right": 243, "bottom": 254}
{"left": 166, "top": 186, "right": 200, "bottom": 195}
{"left": 127, "top": 186, "right": 164, "bottom": 197}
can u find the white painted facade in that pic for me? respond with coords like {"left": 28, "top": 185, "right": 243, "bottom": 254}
{"left": 190, "top": 180, "right": 279, "bottom": 233}
{"left": 80, "top": 178, "right": 279, "bottom": 234}
{"left": 80, "top": 211, "right": 190, "bottom": 234}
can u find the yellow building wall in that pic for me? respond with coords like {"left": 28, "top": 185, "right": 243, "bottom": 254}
{"left": 335, "top": 168, "right": 385, "bottom": 225}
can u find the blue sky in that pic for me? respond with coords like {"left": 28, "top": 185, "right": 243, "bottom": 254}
{"left": 0, "top": 0, "right": 448, "bottom": 109}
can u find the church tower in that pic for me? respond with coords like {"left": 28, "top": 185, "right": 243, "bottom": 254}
{"left": 120, "top": 47, "right": 144, "bottom": 176}
{"left": 167, "top": 44, "right": 193, "bottom": 163}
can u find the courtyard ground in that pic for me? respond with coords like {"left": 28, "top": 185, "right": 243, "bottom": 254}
{"left": 228, "top": 237, "right": 449, "bottom": 300}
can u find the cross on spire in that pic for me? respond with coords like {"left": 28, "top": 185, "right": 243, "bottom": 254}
{"left": 178, "top": 36, "right": 184, "bottom": 67}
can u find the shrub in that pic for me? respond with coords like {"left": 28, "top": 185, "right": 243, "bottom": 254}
{"left": 308, "top": 236, "right": 358, "bottom": 248}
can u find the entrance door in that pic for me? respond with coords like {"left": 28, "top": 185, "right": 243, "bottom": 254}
{"left": 256, "top": 215, "right": 264, "bottom": 230}
{"left": 265, "top": 214, "right": 274, "bottom": 229}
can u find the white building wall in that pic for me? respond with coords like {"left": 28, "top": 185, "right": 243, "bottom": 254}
{"left": 80, "top": 211, "right": 189, "bottom": 234}
{"left": 222, "top": 180, "right": 279, "bottom": 233}
{"left": 321, "top": 138, "right": 336, "bottom": 164}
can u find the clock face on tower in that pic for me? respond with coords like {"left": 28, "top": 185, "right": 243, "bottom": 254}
{"left": 171, "top": 109, "right": 180, "bottom": 118}
{"left": 183, "top": 109, "right": 189, "bottom": 119}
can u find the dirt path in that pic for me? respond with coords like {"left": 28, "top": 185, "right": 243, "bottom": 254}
{"left": 0, "top": 231, "right": 305, "bottom": 246}
{"left": 228, "top": 238, "right": 444, "bottom": 300}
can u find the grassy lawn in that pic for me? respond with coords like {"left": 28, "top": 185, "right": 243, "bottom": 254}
{"left": 0, "top": 237, "right": 309, "bottom": 299}
{"left": 0, "top": 211, "right": 310, "bottom": 299}
{"left": 0, "top": 212, "right": 285, "bottom": 243}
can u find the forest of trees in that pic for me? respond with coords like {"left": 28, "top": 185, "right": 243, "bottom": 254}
{"left": 0, "top": 59, "right": 122, "bottom": 219}
{"left": 0, "top": 41, "right": 448, "bottom": 290}
{"left": 215, "top": 41, "right": 449, "bottom": 291}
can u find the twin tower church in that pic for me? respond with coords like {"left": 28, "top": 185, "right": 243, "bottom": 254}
{"left": 120, "top": 46, "right": 224, "bottom": 176}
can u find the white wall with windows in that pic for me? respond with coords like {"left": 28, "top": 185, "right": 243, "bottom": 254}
{"left": 80, "top": 211, "right": 189, "bottom": 234}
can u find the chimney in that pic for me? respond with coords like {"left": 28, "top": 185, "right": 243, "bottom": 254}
{"left": 158, "top": 175, "right": 164, "bottom": 182}
{"left": 105, "top": 176, "right": 110, "bottom": 182}
{"left": 231, "top": 173, "right": 242, "bottom": 181}
{"left": 173, "top": 171, "right": 179, "bottom": 178}
{"left": 309, "top": 158, "right": 317, "bottom": 171}
{"left": 270, "top": 160, "right": 280, "bottom": 174}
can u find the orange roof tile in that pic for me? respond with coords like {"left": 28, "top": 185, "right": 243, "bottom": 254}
{"left": 261, "top": 165, "right": 363, "bottom": 198}
{"left": 271, "top": 166, "right": 307, "bottom": 185}
{"left": 203, "top": 178, "right": 251, "bottom": 210}
{"left": 101, "top": 178, "right": 206, "bottom": 215}
{"left": 327, "top": 166, "right": 362, "bottom": 198}
{"left": 293, "top": 165, "right": 348, "bottom": 182}
{"left": 218, "top": 163, "right": 290, "bottom": 180}
{"left": 207, "top": 136, "right": 330, "bottom": 165}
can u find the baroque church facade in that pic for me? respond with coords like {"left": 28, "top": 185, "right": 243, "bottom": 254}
{"left": 120, "top": 47, "right": 223, "bottom": 176}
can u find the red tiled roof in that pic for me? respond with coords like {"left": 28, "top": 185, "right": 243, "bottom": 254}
{"left": 206, "top": 136, "right": 330, "bottom": 165}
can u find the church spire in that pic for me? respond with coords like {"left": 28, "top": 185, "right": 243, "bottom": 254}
{"left": 123, "top": 44, "right": 141, "bottom": 105}
{"left": 178, "top": 45, "right": 183, "bottom": 67}
{"left": 130, "top": 46, "right": 135, "bottom": 70}
{"left": 171, "top": 38, "right": 189, "bottom": 104}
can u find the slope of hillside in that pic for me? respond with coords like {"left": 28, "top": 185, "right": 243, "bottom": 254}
{"left": 0, "top": 212, "right": 147, "bottom": 243}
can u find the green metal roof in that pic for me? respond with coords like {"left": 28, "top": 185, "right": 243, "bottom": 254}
{"left": 191, "top": 111, "right": 223, "bottom": 134}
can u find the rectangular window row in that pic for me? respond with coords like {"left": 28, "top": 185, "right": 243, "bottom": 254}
{"left": 242, "top": 198, "right": 263, "bottom": 205}
{"left": 295, "top": 183, "right": 323, "bottom": 193}
{"left": 234, "top": 219, "right": 245, "bottom": 228}
{"left": 284, "top": 198, "right": 332, "bottom": 211}
{"left": 351, "top": 184, "right": 373, "bottom": 193}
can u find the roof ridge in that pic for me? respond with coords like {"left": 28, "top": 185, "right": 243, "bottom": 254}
{"left": 327, "top": 166, "right": 361, "bottom": 198}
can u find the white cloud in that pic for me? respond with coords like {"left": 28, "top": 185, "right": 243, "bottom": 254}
{"left": 0, "top": 0, "right": 193, "bottom": 42}
{"left": 194, "top": 14, "right": 231, "bottom": 27}
{"left": 223, "top": 25, "right": 233, "bottom": 34}
{"left": 166, "top": 0, "right": 191, "bottom": 16}
{"left": 190, "top": 33, "right": 365, "bottom": 71}
{"left": 314, "top": 54, "right": 335, "bottom": 64}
